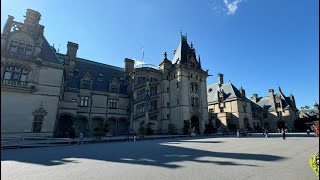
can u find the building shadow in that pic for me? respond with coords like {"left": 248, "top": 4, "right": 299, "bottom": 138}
{"left": 1, "top": 137, "right": 286, "bottom": 169}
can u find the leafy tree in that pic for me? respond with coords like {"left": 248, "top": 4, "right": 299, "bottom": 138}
{"left": 138, "top": 120, "right": 147, "bottom": 135}
{"left": 146, "top": 122, "right": 155, "bottom": 135}
{"left": 183, "top": 120, "right": 191, "bottom": 135}
{"left": 168, "top": 123, "right": 176, "bottom": 135}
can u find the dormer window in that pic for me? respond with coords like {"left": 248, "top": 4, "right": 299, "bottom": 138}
{"left": 82, "top": 80, "right": 90, "bottom": 89}
{"left": 9, "top": 41, "right": 18, "bottom": 53}
{"left": 8, "top": 40, "right": 33, "bottom": 56}
{"left": 98, "top": 74, "right": 103, "bottom": 81}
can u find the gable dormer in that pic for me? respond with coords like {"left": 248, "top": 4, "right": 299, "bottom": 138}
{"left": 2, "top": 9, "right": 44, "bottom": 57}
{"left": 109, "top": 76, "right": 120, "bottom": 93}
{"left": 80, "top": 71, "right": 92, "bottom": 89}
{"left": 171, "top": 34, "right": 202, "bottom": 70}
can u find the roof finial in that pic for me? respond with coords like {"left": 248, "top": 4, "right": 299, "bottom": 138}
{"left": 190, "top": 42, "right": 193, "bottom": 48}
{"left": 198, "top": 55, "right": 201, "bottom": 64}
{"left": 180, "top": 27, "right": 182, "bottom": 36}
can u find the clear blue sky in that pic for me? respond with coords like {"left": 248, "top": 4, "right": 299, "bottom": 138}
{"left": 1, "top": 0, "right": 319, "bottom": 109}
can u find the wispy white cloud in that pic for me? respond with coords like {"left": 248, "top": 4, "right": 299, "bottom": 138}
{"left": 208, "top": 0, "right": 244, "bottom": 16}
{"left": 223, "top": 0, "right": 242, "bottom": 15}
{"left": 134, "top": 59, "right": 145, "bottom": 66}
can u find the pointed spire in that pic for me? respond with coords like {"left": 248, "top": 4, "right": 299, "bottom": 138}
{"left": 198, "top": 55, "right": 201, "bottom": 64}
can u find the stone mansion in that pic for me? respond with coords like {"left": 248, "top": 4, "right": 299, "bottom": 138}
{"left": 1, "top": 9, "right": 299, "bottom": 137}
{"left": 1, "top": 9, "right": 209, "bottom": 137}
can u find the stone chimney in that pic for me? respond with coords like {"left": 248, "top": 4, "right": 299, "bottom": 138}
{"left": 269, "top": 89, "right": 275, "bottom": 103}
{"left": 289, "top": 94, "right": 296, "bottom": 108}
{"left": 218, "top": 73, "right": 224, "bottom": 86}
{"left": 24, "top": 9, "right": 41, "bottom": 26}
{"left": 252, "top": 94, "right": 258, "bottom": 103}
{"left": 66, "top": 42, "right": 78, "bottom": 76}
{"left": 240, "top": 87, "right": 246, "bottom": 97}
{"left": 314, "top": 102, "right": 319, "bottom": 110}
{"left": 124, "top": 58, "right": 135, "bottom": 74}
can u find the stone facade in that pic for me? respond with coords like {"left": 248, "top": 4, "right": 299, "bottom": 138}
{"left": 1, "top": 9, "right": 64, "bottom": 137}
{"left": 207, "top": 73, "right": 299, "bottom": 132}
{"left": 1, "top": 9, "right": 209, "bottom": 137}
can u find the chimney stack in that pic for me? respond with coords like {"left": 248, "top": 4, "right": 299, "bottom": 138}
{"left": 66, "top": 42, "right": 79, "bottom": 76}
{"left": 218, "top": 73, "right": 224, "bottom": 86}
{"left": 252, "top": 94, "right": 258, "bottom": 103}
{"left": 124, "top": 58, "right": 135, "bottom": 74}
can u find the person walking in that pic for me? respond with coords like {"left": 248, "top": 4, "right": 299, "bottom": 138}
{"left": 78, "top": 132, "right": 84, "bottom": 145}
{"left": 282, "top": 128, "right": 286, "bottom": 140}
{"left": 237, "top": 129, "right": 240, "bottom": 138}
{"left": 264, "top": 128, "right": 269, "bottom": 138}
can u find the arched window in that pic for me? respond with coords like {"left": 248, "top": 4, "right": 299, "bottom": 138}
{"left": 3, "top": 66, "right": 29, "bottom": 81}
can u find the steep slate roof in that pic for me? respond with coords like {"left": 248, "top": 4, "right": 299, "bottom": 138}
{"left": 39, "top": 37, "right": 62, "bottom": 64}
{"left": 172, "top": 35, "right": 200, "bottom": 68}
{"left": 56, "top": 53, "right": 127, "bottom": 94}
{"left": 256, "top": 96, "right": 275, "bottom": 111}
{"left": 299, "top": 105, "right": 319, "bottom": 118}
{"left": 253, "top": 87, "right": 295, "bottom": 111}
{"left": 207, "top": 82, "right": 243, "bottom": 103}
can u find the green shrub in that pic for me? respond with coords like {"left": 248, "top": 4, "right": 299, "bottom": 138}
{"left": 139, "top": 120, "right": 147, "bottom": 135}
{"left": 168, "top": 123, "right": 176, "bottom": 135}
{"left": 183, "top": 120, "right": 191, "bottom": 135}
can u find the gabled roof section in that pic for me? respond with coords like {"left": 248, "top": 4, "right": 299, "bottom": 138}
{"left": 207, "top": 82, "right": 244, "bottom": 103}
{"left": 256, "top": 96, "right": 275, "bottom": 111}
{"left": 57, "top": 53, "right": 127, "bottom": 94}
{"left": 39, "top": 37, "right": 62, "bottom": 64}
{"left": 172, "top": 35, "right": 189, "bottom": 65}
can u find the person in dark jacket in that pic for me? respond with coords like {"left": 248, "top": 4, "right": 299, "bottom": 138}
{"left": 282, "top": 128, "right": 286, "bottom": 140}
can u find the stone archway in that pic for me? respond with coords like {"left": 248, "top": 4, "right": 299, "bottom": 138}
{"left": 57, "top": 114, "right": 75, "bottom": 138}
{"left": 74, "top": 116, "right": 88, "bottom": 137}
{"left": 191, "top": 116, "right": 200, "bottom": 134}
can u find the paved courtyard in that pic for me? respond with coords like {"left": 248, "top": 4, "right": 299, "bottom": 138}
{"left": 1, "top": 133, "right": 319, "bottom": 180}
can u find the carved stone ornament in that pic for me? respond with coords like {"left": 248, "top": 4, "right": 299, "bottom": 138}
{"left": 32, "top": 103, "right": 47, "bottom": 116}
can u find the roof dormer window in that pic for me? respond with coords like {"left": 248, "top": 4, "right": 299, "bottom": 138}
{"left": 98, "top": 74, "right": 103, "bottom": 81}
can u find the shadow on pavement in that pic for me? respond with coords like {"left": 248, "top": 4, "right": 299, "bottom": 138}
{"left": 1, "top": 137, "right": 286, "bottom": 169}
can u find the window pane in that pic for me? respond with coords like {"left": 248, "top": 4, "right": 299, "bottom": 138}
{"left": 3, "top": 72, "right": 12, "bottom": 80}
{"left": 12, "top": 73, "right": 20, "bottom": 80}
{"left": 20, "top": 74, "right": 27, "bottom": 81}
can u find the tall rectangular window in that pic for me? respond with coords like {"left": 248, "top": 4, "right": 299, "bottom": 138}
{"left": 80, "top": 96, "right": 89, "bottom": 106}
{"left": 150, "top": 100, "right": 157, "bottom": 111}
{"left": 32, "top": 116, "right": 44, "bottom": 133}
{"left": 25, "top": 44, "right": 33, "bottom": 56}
{"left": 17, "top": 42, "right": 26, "bottom": 55}
{"left": 109, "top": 99, "right": 117, "bottom": 109}
{"left": 82, "top": 80, "right": 90, "bottom": 89}
{"left": 9, "top": 41, "right": 18, "bottom": 53}
{"left": 111, "top": 85, "right": 118, "bottom": 93}
{"left": 136, "top": 103, "right": 145, "bottom": 115}
{"left": 150, "top": 86, "right": 157, "bottom": 96}
{"left": 137, "top": 89, "right": 145, "bottom": 99}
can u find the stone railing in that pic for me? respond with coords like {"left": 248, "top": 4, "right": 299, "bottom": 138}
{"left": 1, "top": 79, "right": 28, "bottom": 88}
